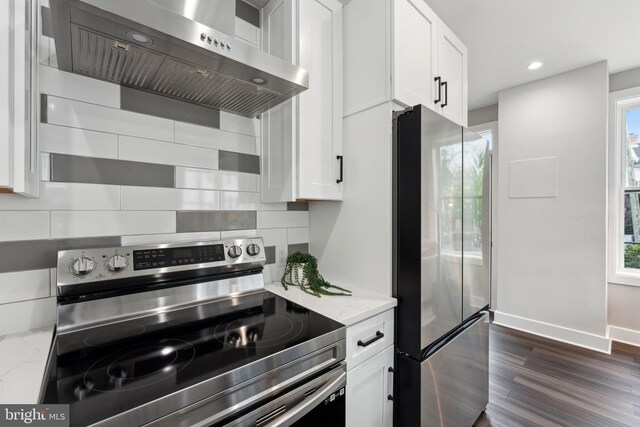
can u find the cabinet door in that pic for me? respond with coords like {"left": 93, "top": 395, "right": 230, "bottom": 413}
{"left": 261, "top": 0, "right": 297, "bottom": 202}
{"left": 346, "top": 345, "right": 394, "bottom": 427}
{"left": 297, "top": 0, "right": 343, "bottom": 200}
{"left": 437, "top": 20, "right": 468, "bottom": 126}
{"left": 0, "top": 0, "right": 38, "bottom": 196}
{"left": 0, "top": 0, "right": 13, "bottom": 188}
{"left": 392, "top": 0, "right": 438, "bottom": 110}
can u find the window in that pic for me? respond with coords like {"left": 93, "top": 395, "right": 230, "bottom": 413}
{"left": 623, "top": 108, "right": 640, "bottom": 269}
{"left": 609, "top": 89, "right": 640, "bottom": 286}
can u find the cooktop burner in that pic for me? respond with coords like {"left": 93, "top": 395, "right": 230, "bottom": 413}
{"left": 42, "top": 290, "right": 343, "bottom": 426}
{"left": 83, "top": 338, "right": 196, "bottom": 393}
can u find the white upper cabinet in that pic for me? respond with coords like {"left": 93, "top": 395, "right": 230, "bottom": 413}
{"left": 436, "top": 20, "right": 468, "bottom": 126}
{"left": 392, "top": 0, "right": 438, "bottom": 109}
{"left": 261, "top": 0, "right": 343, "bottom": 202}
{"left": 344, "top": 0, "right": 468, "bottom": 126}
{"left": 0, "top": 0, "right": 39, "bottom": 197}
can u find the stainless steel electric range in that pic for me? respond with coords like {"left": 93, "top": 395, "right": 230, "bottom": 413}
{"left": 39, "top": 238, "right": 346, "bottom": 427}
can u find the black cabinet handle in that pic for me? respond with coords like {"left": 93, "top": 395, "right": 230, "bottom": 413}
{"left": 441, "top": 81, "right": 448, "bottom": 108}
{"left": 434, "top": 76, "right": 441, "bottom": 104}
{"left": 387, "top": 367, "right": 394, "bottom": 401}
{"left": 357, "top": 331, "right": 384, "bottom": 347}
{"left": 336, "top": 155, "right": 343, "bottom": 184}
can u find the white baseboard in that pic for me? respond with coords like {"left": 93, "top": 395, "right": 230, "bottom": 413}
{"left": 493, "top": 311, "right": 611, "bottom": 354}
{"left": 608, "top": 325, "right": 640, "bottom": 348}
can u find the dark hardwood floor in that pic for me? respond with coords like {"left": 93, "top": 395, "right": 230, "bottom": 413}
{"left": 474, "top": 324, "right": 640, "bottom": 427}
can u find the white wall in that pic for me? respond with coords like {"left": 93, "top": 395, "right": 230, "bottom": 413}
{"left": 494, "top": 61, "right": 610, "bottom": 352}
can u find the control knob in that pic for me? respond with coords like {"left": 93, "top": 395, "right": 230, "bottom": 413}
{"left": 228, "top": 245, "right": 242, "bottom": 259}
{"left": 247, "top": 244, "right": 261, "bottom": 257}
{"left": 107, "top": 254, "right": 128, "bottom": 272}
{"left": 70, "top": 256, "right": 95, "bottom": 276}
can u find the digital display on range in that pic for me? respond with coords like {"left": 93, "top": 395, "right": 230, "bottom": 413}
{"left": 133, "top": 244, "right": 225, "bottom": 270}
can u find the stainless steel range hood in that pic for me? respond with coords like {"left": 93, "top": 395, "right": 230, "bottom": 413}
{"left": 49, "top": 0, "right": 308, "bottom": 118}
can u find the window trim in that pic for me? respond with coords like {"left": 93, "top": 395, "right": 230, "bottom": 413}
{"left": 609, "top": 87, "right": 640, "bottom": 287}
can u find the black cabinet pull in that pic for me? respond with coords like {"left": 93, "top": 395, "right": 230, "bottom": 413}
{"left": 336, "top": 155, "right": 343, "bottom": 184}
{"left": 434, "top": 76, "right": 441, "bottom": 104}
{"left": 357, "top": 331, "right": 384, "bottom": 347}
{"left": 387, "top": 367, "right": 394, "bottom": 401}
{"left": 441, "top": 80, "right": 448, "bottom": 108}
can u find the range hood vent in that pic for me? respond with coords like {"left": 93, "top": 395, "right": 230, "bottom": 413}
{"left": 50, "top": 0, "right": 308, "bottom": 118}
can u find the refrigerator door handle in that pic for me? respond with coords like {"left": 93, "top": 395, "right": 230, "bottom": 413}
{"left": 357, "top": 331, "right": 384, "bottom": 347}
{"left": 387, "top": 367, "right": 394, "bottom": 401}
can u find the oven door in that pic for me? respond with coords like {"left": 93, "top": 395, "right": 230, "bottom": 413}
{"left": 226, "top": 363, "right": 346, "bottom": 427}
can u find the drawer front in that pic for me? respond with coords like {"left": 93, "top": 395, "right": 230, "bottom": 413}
{"left": 346, "top": 309, "right": 394, "bottom": 370}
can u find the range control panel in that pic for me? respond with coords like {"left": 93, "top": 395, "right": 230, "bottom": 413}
{"left": 133, "top": 244, "right": 226, "bottom": 270}
{"left": 55, "top": 238, "right": 266, "bottom": 295}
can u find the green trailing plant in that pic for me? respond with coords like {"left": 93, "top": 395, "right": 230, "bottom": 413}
{"left": 281, "top": 252, "right": 351, "bottom": 297}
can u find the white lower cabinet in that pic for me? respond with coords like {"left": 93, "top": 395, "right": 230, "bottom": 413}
{"left": 346, "top": 345, "right": 394, "bottom": 427}
{"left": 345, "top": 308, "right": 395, "bottom": 427}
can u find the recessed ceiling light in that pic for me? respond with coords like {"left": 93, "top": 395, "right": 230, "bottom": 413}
{"left": 527, "top": 61, "right": 543, "bottom": 70}
{"left": 126, "top": 32, "right": 153, "bottom": 45}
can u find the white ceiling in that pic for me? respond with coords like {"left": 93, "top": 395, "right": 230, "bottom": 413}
{"left": 425, "top": 0, "right": 640, "bottom": 110}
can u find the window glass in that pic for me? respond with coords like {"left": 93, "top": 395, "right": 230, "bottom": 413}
{"left": 625, "top": 109, "right": 640, "bottom": 187}
{"left": 623, "top": 108, "right": 640, "bottom": 269}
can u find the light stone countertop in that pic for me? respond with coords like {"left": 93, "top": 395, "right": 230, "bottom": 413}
{"left": 265, "top": 281, "right": 397, "bottom": 326}
{"left": 0, "top": 326, "right": 53, "bottom": 404}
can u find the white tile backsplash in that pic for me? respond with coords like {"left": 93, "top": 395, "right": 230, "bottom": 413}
{"left": 121, "top": 231, "right": 222, "bottom": 246}
{"left": 51, "top": 211, "right": 175, "bottom": 239}
{"left": 40, "top": 65, "right": 120, "bottom": 108}
{"left": 0, "top": 183, "right": 120, "bottom": 211}
{"left": 175, "top": 121, "right": 257, "bottom": 155}
{"left": 121, "top": 187, "right": 221, "bottom": 211}
{"left": 220, "top": 111, "right": 260, "bottom": 137}
{"left": 46, "top": 96, "right": 174, "bottom": 142}
{"left": 235, "top": 17, "right": 260, "bottom": 47}
{"left": 40, "top": 153, "right": 50, "bottom": 182}
{"left": 0, "top": 212, "right": 50, "bottom": 242}
{"left": 40, "top": 123, "right": 118, "bottom": 158}
{"left": 176, "top": 167, "right": 258, "bottom": 192}
{"left": 0, "top": 270, "right": 50, "bottom": 305}
{"left": 220, "top": 191, "right": 286, "bottom": 211}
{"left": 119, "top": 136, "right": 219, "bottom": 169}
{"left": 288, "top": 227, "right": 310, "bottom": 245}
{"left": 258, "top": 228, "right": 288, "bottom": 247}
{"left": 257, "top": 211, "right": 310, "bottom": 229}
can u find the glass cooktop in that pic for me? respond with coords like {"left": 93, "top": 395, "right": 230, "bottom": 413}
{"left": 41, "top": 290, "right": 343, "bottom": 426}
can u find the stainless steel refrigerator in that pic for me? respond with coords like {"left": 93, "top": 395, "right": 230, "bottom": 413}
{"left": 393, "top": 105, "right": 491, "bottom": 426}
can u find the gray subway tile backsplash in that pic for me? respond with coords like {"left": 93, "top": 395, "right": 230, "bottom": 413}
{"left": 50, "top": 154, "right": 175, "bottom": 188}
{"left": 288, "top": 243, "right": 309, "bottom": 255}
{"left": 218, "top": 151, "right": 260, "bottom": 174}
{"left": 235, "top": 0, "right": 260, "bottom": 26}
{"left": 0, "top": 236, "right": 121, "bottom": 273}
{"left": 287, "top": 202, "right": 309, "bottom": 211}
{"left": 264, "top": 246, "right": 276, "bottom": 265}
{"left": 176, "top": 211, "right": 257, "bottom": 233}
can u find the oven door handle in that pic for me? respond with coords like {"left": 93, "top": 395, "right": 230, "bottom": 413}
{"left": 265, "top": 370, "right": 347, "bottom": 427}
